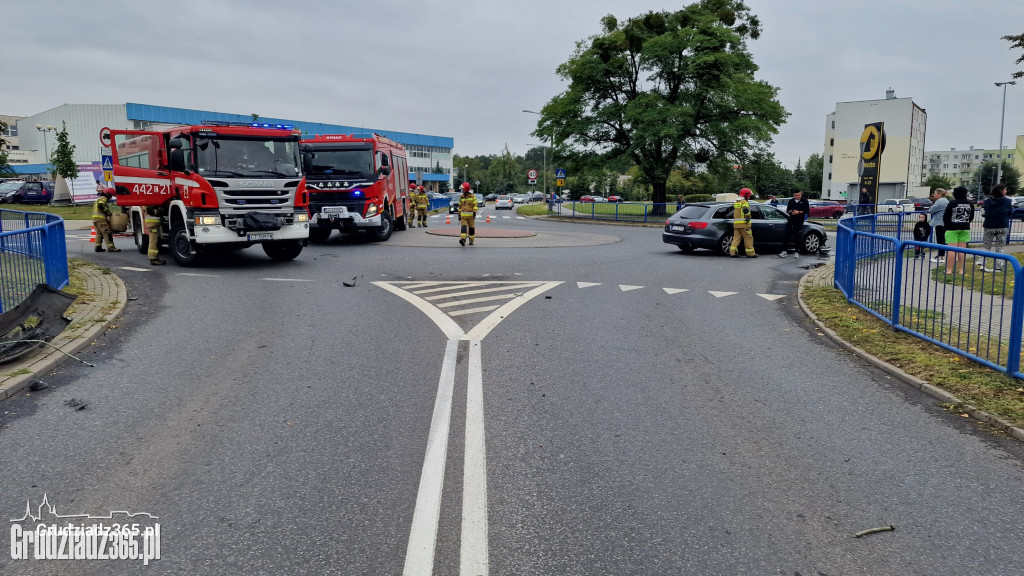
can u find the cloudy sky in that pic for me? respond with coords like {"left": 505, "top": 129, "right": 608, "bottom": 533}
{"left": 4, "top": 0, "right": 1022, "bottom": 167}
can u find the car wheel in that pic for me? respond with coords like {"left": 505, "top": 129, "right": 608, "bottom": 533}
{"left": 719, "top": 234, "right": 733, "bottom": 256}
{"left": 833, "top": 211, "right": 843, "bottom": 219}
{"left": 262, "top": 240, "right": 303, "bottom": 262}
{"left": 369, "top": 211, "right": 394, "bottom": 242}
{"left": 801, "top": 231, "right": 823, "bottom": 254}
{"left": 133, "top": 213, "right": 148, "bottom": 254}
{"left": 169, "top": 219, "right": 200, "bottom": 266}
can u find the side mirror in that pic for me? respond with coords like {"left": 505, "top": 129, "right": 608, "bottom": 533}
{"left": 300, "top": 143, "right": 313, "bottom": 153}
{"left": 169, "top": 149, "right": 186, "bottom": 172}
{"left": 302, "top": 153, "right": 312, "bottom": 173}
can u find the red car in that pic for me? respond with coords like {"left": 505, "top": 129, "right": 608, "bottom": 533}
{"left": 579, "top": 195, "right": 595, "bottom": 202}
{"left": 807, "top": 201, "right": 846, "bottom": 219}
{"left": 607, "top": 195, "right": 624, "bottom": 202}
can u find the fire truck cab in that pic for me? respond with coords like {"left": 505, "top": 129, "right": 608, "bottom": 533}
{"left": 300, "top": 134, "right": 411, "bottom": 242}
{"left": 106, "top": 122, "right": 310, "bottom": 265}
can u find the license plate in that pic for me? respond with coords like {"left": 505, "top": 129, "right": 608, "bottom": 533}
{"left": 247, "top": 233, "right": 275, "bottom": 241}
{"left": 671, "top": 225, "right": 687, "bottom": 231}
{"left": 322, "top": 206, "right": 346, "bottom": 215}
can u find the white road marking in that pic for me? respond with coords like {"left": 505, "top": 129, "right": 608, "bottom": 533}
{"left": 619, "top": 285, "right": 644, "bottom": 292}
{"left": 461, "top": 339, "right": 489, "bottom": 575}
{"left": 577, "top": 282, "right": 601, "bottom": 288}
{"left": 262, "top": 277, "right": 314, "bottom": 282}
{"left": 709, "top": 291, "right": 737, "bottom": 298}
{"left": 413, "top": 282, "right": 490, "bottom": 295}
{"left": 435, "top": 293, "right": 519, "bottom": 308}
{"left": 663, "top": 288, "right": 689, "bottom": 294}
{"left": 403, "top": 339, "right": 459, "bottom": 576}
{"left": 177, "top": 272, "right": 220, "bottom": 277}
{"left": 449, "top": 305, "right": 502, "bottom": 316}
{"left": 757, "top": 294, "right": 786, "bottom": 301}
{"left": 423, "top": 284, "right": 537, "bottom": 301}
{"left": 118, "top": 266, "right": 151, "bottom": 272}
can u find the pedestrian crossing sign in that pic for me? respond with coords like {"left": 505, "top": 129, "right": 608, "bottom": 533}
{"left": 101, "top": 155, "right": 113, "bottom": 171}
{"left": 555, "top": 168, "right": 567, "bottom": 179}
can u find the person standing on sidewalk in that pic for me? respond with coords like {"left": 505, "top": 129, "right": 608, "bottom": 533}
{"left": 91, "top": 187, "right": 120, "bottom": 253}
{"left": 457, "top": 182, "right": 478, "bottom": 246}
{"left": 779, "top": 190, "right": 809, "bottom": 258}
{"left": 928, "top": 188, "right": 949, "bottom": 264}
{"left": 912, "top": 213, "right": 931, "bottom": 258}
{"left": 943, "top": 186, "right": 974, "bottom": 275}
{"left": 979, "top": 183, "right": 1013, "bottom": 272}
{"left": 729, "top": 188, "right": 757, "bottom": 258}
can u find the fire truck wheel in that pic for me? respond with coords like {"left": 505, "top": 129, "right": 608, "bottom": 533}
{"left": 169, "top": 220, "right": 200, "bottom": 266}
{"left": 369, "top": 211, "right": 394, "bottom": 242}
{"left": 309, "top": 227, "right": 331, "bottom": 243}
{"left": 395, "top": 208, "right": 408, "bottom": 231}
{"left": 263, "top": 240, "right": 303, "bottom": 262}
{"left": 133, "top": 214, "right": 148, "bottom": 254}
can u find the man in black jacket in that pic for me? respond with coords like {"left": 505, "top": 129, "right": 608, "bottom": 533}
{"left": 780, "top": 190, "right": 809, "bottom": 258}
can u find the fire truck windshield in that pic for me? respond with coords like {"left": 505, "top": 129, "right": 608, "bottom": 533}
{"left": 305, "top": 146, "right": 375, "bottom": 179}
{"left": 195, "top": 137, "right": 300, "bottom": 178}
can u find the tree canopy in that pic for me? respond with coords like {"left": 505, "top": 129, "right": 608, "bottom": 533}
{"left": 1004, "top": 32, "right": 1024, "bottom": 79}
{"left": 970, "top": 160, "right": 1021, "bottom": 196}
{"left": 533, "top": 0, "right": 787, "bottom": 211}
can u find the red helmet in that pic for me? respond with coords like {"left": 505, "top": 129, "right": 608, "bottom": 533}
{"left": 461, "top": 182, "right": 471, "bottom": 191}
{"left": 739, "top": 188, "right": 752, "bottom": 199}
{"left": 417, "top": 185, "right": 424, "bottom": 191}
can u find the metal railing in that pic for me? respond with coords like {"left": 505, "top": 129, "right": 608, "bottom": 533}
{"left": 0, "top": 209, "right": 69, "bottom": 313}
{"left": 835, "top": 211, "right": 1024, "bottom": 378}
{"left": 550, "top": 201, "right": 675, "bottom": 223}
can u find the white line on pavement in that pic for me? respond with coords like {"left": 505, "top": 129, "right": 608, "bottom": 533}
{"left": 403, "top": 338, "right": 460, "bottom": 576}
{"left": 261, "top": 278, "right": 315, "bottom": 282}
{"left": 461, "top": 339, "right": 489, "bottom": 575}
{"left": 118, "top": 266, "right": 152, "bottom": 272}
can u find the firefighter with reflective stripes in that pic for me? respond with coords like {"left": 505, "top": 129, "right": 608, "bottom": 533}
{"left": 415, "top": 185, "right": 430, "bottom": 227}
{"left": 729, "top": 187, "right": 757, "bottom": 258}
{"left": 457, "top": 182, "right": 478, "bottom": 246}
{"left": 145, "top": 206, "right": 166, "bottom": 265}
{"left": 92, "top": 186, "right": 120, "bottom": 253}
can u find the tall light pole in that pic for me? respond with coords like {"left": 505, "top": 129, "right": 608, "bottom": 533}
{"left": 995, "top": 81, "right": 1017, "bottom": 186}
{"left": 35, "top": 124, "right": 54, "bottom": 164}
{"left": 522, "top": 109, "right": 552, "bottom": 197}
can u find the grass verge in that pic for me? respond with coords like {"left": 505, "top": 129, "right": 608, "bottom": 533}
{"left": 802, "top": 284, "right": 1024, "bottom": 429}
{"left": 2, "top": 203, "right": 94, "bottom": 220}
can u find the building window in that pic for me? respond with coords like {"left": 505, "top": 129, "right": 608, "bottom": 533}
{"left": 829, "top": 155, "right": 832, "bottom": 163}
{"left": 831, "top": 121, "right": 835, "bottom": 129}
{"left": 3, "top": 124, "right": 16, "bottom": 137}
{"left": 829, "top": 138, "right": 834, "bottom": 146}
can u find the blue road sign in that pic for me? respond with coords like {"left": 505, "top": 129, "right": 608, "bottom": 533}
{"left": 555, "top": 168, "right": 567, "bottom": 179}
{"left": 101, "top": 155, "right": 113, "bottom": 171}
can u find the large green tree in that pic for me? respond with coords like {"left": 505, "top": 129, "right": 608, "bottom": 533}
{"left": 922, "top": 174, "right": 955, "bottom": 191}
{"left": 970, "top": 160, "right": 1021, "bottom": 195}
{"left": 1004, "top": 32, "right": 1024, "bottom": 79}
{"left": 533, "top": 0, "right": 787, "bottom": 213}
{"left": 804, "top": 153, "right": 823, "bottom": 195}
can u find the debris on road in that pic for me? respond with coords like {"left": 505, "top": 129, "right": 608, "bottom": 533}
{"left": 854, "top": 525, "right": 895, "bottom": 538}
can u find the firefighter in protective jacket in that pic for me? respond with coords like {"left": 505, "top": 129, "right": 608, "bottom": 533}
{"left": 92, "top": 186, "right": 120, "bottom": 253}
{"left": 415, "top": 185, "right": 430, "bottom": 227}
{"left": 145, "top": 206, "right": 166, "bottom": 265}
{"left": 457, "top": 182, "right": 478, "bottom": 246}
{"left": 729, "top": 187, "right": 757, "bottom": 258}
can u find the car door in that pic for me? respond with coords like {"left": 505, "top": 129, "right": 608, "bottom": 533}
{"left": 109, "top": 130, "right": 175, "bottom": 208}
{"left": 751, "top": 204, "right": 788, "bottom": 247}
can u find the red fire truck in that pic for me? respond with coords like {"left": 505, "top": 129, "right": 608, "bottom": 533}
{"left": 300, "top": 134, "right": 411, "bottom": 242}
{"left": 104, "top": 122, "right": 309, "bottom": 265}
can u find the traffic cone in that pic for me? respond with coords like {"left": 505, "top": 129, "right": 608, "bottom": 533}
{"left": 485, "top": 213, "right": 491, "bottom": 224}
{"left": 445, "top": 213, "right": 451, "bottom": 225}
{"left": 89, "top": 226, "right": 96, "bottom": 243}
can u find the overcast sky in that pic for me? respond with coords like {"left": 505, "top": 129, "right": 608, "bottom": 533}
{"left": 4, "top": 0, "right": 1022, "bottom": 168}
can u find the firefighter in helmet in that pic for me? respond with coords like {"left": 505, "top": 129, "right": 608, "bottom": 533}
{"left": 415, "top": 185, "right": 430, "bottom": 227}
{"left": 457, "top": 182, "right": 478, "bottom": 246}
{"left": 92, "top": 185, "right": 120, "bottom": 253}
{"left": 729, "top": 187, "right": 757, "bottom": 258}
{"left": 145, "top": 206, "right": 166, "bottom": 265}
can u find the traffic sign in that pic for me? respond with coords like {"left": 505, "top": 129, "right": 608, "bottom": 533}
{"left": 556, "top": 178, "right": 565, "bottom": 187}
{"left": 103, "top": 170, "right": 112, "bottom": 182}
{"left": 527, "top": 169, "right": 538, "bottom": 180}
{"left": 101, "top": 155, "right": 113, "bottom": 171}
{"left": 555, "top": 168, "right": 567, "bottom": 179}
{"left": 99, "top": 127, "right": 112, "bottom": 147}
{"left": 528, "top": 179, "right": 536, "bottom": 185}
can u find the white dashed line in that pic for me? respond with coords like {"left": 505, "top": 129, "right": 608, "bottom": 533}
{"left": 757, "top": 294, "right": 786, "bottom": 301}
{"left": 619, "top": 285, "right": 644, "bottom": 292}
{"left": 577, "top": 282, "right": 601, "bottom": 288}
{"left": 708, "top": 291, "right": 737, "bottom": 298}
{"left": 118, "top": 266, "right": 151, "bottom": 272}
{"left": 663, "top": 288, "right": 689, "bottom": 294}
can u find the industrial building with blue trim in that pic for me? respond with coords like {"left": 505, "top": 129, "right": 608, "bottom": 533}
{"left": 3, "top": 103, "right": 455, "bottom": 190}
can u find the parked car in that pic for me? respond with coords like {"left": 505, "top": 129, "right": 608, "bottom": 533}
{"left": 607, "top": 195, "right": 624, "bottom": 202}
{"left": 512, "top": 193, "right": 529, "bottom": 204}
{"left": 592, "top": 196, "right": 607, "bottom": 203}
{"left": 530, "top": 191, "right": 545, "bottom": 201}
{"left": 5, "top": 181, "right": 54, "bottom": 204}
{"left": 494, "top": 195, "right": 514, "bottom": 210}
{"left": 807, "top": 201, "right": 845, "bottom": 219}
{"left": 662, "top": 202, "right": 827, "bottom": 255}
{"left": 484, "top": 194, "right": 498, "bottom": 201}
{"left": 0, "top": 181, "right": 25, "bottom": 203}
{"left": 908, "top": 197, "right": 933, "bottom": 210}
{"left": 579, "top": 195, "right": 594, "bottom": 202}
{"left": 878, "top": 198, "right": 916, "bottom": 213}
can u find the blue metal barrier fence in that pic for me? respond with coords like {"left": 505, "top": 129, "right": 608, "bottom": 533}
{"left": 0, "top": 209, "right": 69, "bottom": 313}
{"left": 834, "top": 211, "right": 1024, "bottom": 378}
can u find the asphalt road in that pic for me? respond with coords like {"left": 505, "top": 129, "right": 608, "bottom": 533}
{"left": 2, "top": 213, "right": 1023, "bottom": 575}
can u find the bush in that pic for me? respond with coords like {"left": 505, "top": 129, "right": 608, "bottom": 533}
{"left": 683, "top": 194, "right": 713, "bottom": 203}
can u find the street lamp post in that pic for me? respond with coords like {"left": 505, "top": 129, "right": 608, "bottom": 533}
{"left": 35, "top": 124, "right": 54, "bottom": 164}
{"left": 522, "top": 109, "right": 553, "bottom": 197}
{"left": 995, "top": 81, "right": 1017, "bottom": 186}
